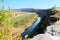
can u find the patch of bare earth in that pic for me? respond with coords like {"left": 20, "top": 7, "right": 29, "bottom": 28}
{"left": 55, "top": 20, "right": 60, "bottom": 26}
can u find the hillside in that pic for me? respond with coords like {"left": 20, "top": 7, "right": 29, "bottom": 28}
{"left": 30, "top": 7, "right": 60, "bottom": 40}
{"left": 0, "top": 11, "right": 38, "bottom": 40}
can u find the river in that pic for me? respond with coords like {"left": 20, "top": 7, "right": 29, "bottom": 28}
{"left": 21, "top": 17, "right": 41, "bottom": 38}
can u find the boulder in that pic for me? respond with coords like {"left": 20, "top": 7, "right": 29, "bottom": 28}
{"left": 45, "top": 25, "right": 60, "bottom": 36}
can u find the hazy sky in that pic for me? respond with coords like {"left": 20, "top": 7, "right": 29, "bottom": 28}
{"left": 0, "top": 0, "right": 60, "bottom": 9}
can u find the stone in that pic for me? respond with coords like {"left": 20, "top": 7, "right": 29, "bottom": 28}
{"left": 30, "top": 33, "right": 60, "bottom": 40}
{"left": 45, "top": 25, "right": 60, "bottom": 36}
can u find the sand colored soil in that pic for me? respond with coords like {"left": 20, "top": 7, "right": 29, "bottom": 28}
{"left": 55, "top": 20, "right": 60, "bottom": 25}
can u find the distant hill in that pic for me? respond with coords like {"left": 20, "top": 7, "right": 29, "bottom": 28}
{"left": 12, "top": 8, "right": 51, "bottom": 18}
{"left": 13, "top": 8, "right": 35, "bottom": 12}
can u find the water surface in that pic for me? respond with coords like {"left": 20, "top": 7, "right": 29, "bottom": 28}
{"left": 21, "top": 17, "right": 41, "bottom": 38}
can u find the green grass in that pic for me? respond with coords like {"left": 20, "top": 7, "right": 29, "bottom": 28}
{"left": 10, "top": 14, "right": 29, "bottom": 25}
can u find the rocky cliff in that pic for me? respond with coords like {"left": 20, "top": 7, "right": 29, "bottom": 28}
{"left": 30, "top": 7, "right": 60, "bottom": 40}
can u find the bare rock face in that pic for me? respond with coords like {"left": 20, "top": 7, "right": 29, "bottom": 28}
{"left": 30, "top": 33, "right": 60, "bottom": 40}
{"left": 45, "top": 25, "right": 60, "bottom": 36}
{"left": 30, "top": 25, "right": 60, "bottom": 40}
{"left": 30, "top": 34, "right": 51, "bottom": 40}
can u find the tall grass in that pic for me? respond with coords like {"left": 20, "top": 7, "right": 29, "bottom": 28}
{"left": 0, "top": 0, "right": 38, "bottom": 40}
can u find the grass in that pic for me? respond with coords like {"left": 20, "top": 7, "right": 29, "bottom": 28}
{"left": 10, "top": 14, "right": 29, "bottom": 25}
{"left": 55, "top": 20, "right": 60, "bottom": 25}
{"left": 0, "top": 10, "right": 38, "bottom": 40}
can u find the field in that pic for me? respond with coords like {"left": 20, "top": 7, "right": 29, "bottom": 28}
{"left": 0, "top": 11, "right": 38, "bottom": 40}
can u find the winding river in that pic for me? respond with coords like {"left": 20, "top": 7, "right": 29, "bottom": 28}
{"left": 21, "top": 17, "right": 41, "bottom": 38}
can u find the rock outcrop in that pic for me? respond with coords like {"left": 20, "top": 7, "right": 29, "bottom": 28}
{"left": 30, "top": 33, "right": 60, "bottom": 40}
{"left": 45, "top": 25, "right": 60, "bottom": 36}
{"left": 30, "top": 7, "right": 60, "bottom": 40}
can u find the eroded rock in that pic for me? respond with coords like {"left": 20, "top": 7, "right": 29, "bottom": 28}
{"left": 45, "top": 25, "right": 60, "bottom": 36}
{"left": 30, "top": 33, "right": 60, "bottom": 40}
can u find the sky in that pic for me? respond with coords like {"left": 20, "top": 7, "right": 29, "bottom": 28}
{"left": 0, "top": 0, "right": 60, "bottom": 9}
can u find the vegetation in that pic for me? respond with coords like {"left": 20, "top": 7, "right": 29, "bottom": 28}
{"left": 0, "top": 0, "right": 38, "bottom": 40}
{"left": 0, "top": 9, "right": 38, "bottom": 40}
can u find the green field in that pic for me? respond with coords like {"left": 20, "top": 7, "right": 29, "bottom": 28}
{"left": 10, "top": 14, "right": 29, "bottom": 25}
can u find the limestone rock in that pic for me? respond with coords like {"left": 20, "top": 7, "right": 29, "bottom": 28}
{"left": 30, "top": 33, "right": 60, "bottom": 40}
{"left": 45, "top": 25, "right": 60, "bottom": 36}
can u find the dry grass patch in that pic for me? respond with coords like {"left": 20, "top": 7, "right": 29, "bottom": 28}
{"left": 55, "top": 20, "right": 60, "bottom": 25}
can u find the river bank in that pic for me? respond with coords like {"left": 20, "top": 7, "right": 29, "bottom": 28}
{"left": 21, "top": 17, "right": 41, "bottom": 39}
{"left": 0, "top": 11, "right": 38, "bottom": 40}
